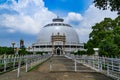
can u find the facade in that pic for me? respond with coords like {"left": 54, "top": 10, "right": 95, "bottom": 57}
{"left": 30, "top": 17, "right": 84, "bottom": 55}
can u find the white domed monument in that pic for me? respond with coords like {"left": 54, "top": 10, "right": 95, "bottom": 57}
{"left": 30, "top": 17, "right": 84, "bottom": 55}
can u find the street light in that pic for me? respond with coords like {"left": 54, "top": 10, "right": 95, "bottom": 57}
{"left": 11, "top": 42, "right": 15, "bottom": 54}
{"left": 15, "top": 44, "right": 19, "bottom": 55}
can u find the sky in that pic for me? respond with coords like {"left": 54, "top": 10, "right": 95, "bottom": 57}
{"left": 0, "top": 0, "right": 118, "bottom": 47}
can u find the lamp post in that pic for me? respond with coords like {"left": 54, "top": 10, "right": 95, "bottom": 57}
{"left": 11, "top": 42, "right": 15, "bottom": 54}
{"left": 33, "top": 46, "right": 35, "bottom": 54}
{"left": 16, "top": 44, "right": 19, "bottom": 55}
{"left": 28, "top": 47, "right": 30, "bottom": 52}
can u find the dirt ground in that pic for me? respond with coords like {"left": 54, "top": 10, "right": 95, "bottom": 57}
{"left": 0, "top": 56, "right": 113, "bottom": 80}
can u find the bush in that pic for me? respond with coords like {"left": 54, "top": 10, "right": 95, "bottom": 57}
{"left": 78, "top": 50, "right": 86, "bottom": 55}
{"left": 36, "top": 51, "right": 48, "bottom": 55}
{"left": 70, "top": 50, "right": 86, "bottom": 55}
{"left": 70, "top": 51, "right": 76, "bottom": 55}
{"left": 0, "top": 47, "right": 14, "bottom": 55}
{"left": 86, "top": 48, "right": 95, "bottom": 55}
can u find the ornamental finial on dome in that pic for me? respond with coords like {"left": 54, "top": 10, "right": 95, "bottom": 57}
{"left": 52, "top": 16, "right": 64, "bottom": 22}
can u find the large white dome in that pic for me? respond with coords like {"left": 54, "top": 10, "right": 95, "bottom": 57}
{"left": 37, "top": 17, "right": 79, "bottom": 44}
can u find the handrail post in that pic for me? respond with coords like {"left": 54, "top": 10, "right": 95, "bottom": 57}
{"left": 50, "top": 60, "right": 52, "bottom": 71}
{"left": 75, "top": 58, "right": 77, "bottom": 72}
{"left": 4, "top": 54, "right": 6, "bottom": 72}
{"left": 25, "top": 56, "right": 28, "bottom": 72}
{"left": 13, "top": 55, "right": 16, "bottom": 68}
{"left": 17, "top": 57, "right": 21, "bottom": 78}
{"left": 107, "top": 59, "right": 109, "bottom": 76}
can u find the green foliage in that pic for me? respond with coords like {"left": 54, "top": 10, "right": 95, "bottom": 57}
{"left": 89, "top": 18, "right": 114, "bottom": 48}
{"left": 93, "top": 0, "right": 120, "bottom": 14}
{"left": 86, "top": 48, "right": 95, "bottom": 55}
{"left": 99, "top": 37, "right": 119, "bottom": 57}
{"left": 70, "top": 51, "right": 79, "bottom": 55}
{"left": 18, "top": 49, "right": 33, "bottom": 55}
{"left": 0, "top": 46, "right": 34, "bottom": 55}
{"left": 0, "top": 47, "right": 13, "bottom": 54}
{"left": 85, "top": 39, "right": 94, "bottom": 48}
{"left": 70, "top": 50, "right": 86, "bottom": 55}
{"left": 70, "top": 51, "right": 77, "bottom": 55}
{"left": 18, "top": 48, "right": 27, "bottom": 55}
{"left": 70, "top": 51, "right": 75, "bottom": 54}
{"left": 36, "top": 51, "right": 48, "bottom": 55}
{"left": 86, "top": 16, "right": 120, "bottom": 57}
{"left": 36, "top": 52, "right": 43, "bottom": 55}
{"left": 77, "top": 50, "right": 86, "bottom": 55}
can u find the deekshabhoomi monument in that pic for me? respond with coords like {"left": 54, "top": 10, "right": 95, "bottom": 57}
{"left": 30, "top": 17, "right": 84, "bottom": 55}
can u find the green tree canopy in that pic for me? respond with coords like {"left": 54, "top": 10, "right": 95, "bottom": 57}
{"left": 86, "top": 48, "right": 95, "bottom": 55}
{"left": 93, "top": 0, "right": 120, "bottom": 14}
{"left": 87, "top": 18, "right": 114, "bottom": 48}
{"left": 77, "top": 50, "right": 86, "bottom": 55}
{"left": 0, "top": 47, "right": 13, "bottom": 54}
{"left": 99, "top": 37, "right": 119, "bottom": 57}
{"left": 86, "top": 16, "right": 120, "bottom": 57}
{"left": 70, "top": 50, "right": 86, "bottom": 55}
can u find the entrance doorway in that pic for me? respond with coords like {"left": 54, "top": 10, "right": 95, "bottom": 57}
{"left": 57, "top": 48, "right": 60, "bottom": 55}
{"left": 51, "top": 32, "right": 66, "bottom": 55}
{"left": 55, "top": 47, "right": 62, "bottom": 55}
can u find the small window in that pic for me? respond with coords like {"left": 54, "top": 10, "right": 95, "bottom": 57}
{"left": 35, "top": 46, "right": 39, "bottom": 48}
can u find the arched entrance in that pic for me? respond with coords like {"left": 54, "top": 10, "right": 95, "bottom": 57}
{"left": 51, "top": 32, "right": 66, "bottom": 55}
{"left": 55, "top": 47, "right": 62, "bottom": 55}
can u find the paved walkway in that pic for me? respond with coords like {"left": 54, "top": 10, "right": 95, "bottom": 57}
{"left": 0, "top": 56, "right": 113, "bottom": 80}
{"left": 50, "top": 56, "right": 95, "bottom": 72}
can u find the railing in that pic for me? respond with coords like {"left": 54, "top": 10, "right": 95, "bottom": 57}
{"left": 106, "top": 58, "right": 120, "bottom": 79}
{"left": 0, "top": 55, "right": 25, "bottom": 73}
{"left": 65, "top": 53, "right": 120, "bottom": 80}
{"left": 0, "top": 54, "right": 51, "bottom": 77}
{"left": 25, "top": 54, "right": 51, "bottom": 72}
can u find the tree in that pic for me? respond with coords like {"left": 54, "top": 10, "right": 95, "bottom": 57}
{"left": 86, "top": 48, "right": 95, "bottom": 55}
{"left": 87, "top": 18, "right": 114, "bottom": 48}
{"left": 113, "top": 26, "right": 120, "bottom": 48}
{"left": 0, "top": 47, "right": 13, "bottom": 54}
{"left": 99, "top": 37, "right": 119, "bottom": 57}
{"left": 36, "top": 51, "right": 48, "bottom": 55}
{"left": 85, "top": 39, "right": 94, "bottom": 48}
{"left": 93, "top": 0, "right": 120, "bottom": 14}
{"left": 18, "top": 48, "right": 28, "bottom": 55}
{"left": 77, "top": 50, "right": 86, "bottom": 55}
{"left": 6, "top": 47, "right": 14, "bottom": 54}
{"left": 86, "top": 16, "right": 120, "bottom": 57}
{"left": 113, "top": 16, "right": 120, "bottom": 47}
{"left": 70, "top": 51, "right": 76, "bottom": 55}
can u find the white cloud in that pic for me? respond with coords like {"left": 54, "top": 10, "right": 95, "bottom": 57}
{"left": 7, "top": 29, "right": 15, "bottom": 33}
{"left": 82, "top": 5, "right": 117, "bottom": 27}
{"left": 0, "top": 1, "right": 118, "bottom": 43}
{"left": 65, "top": 12, "right": 83, "bottom": 25}
{"left": 0, "top": 0, "right": 56, "bottom": 35}
{"left": 65, "top": 4, "right": 118, "bottom": 43}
